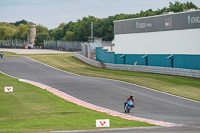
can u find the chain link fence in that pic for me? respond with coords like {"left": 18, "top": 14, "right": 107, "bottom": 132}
{"left": 44, "top": 40, "right": 114, "bottom": 56}
{"left": 44, "top": 40, "right": 83, "bottom": 52}
{"left": 80, "top": 42, "right": 114, "bottom": 59}
{"left": 0, "top": 40, "right": 27, "bottom": 48}
{"left": 0, "top": 40, "right": 114, "bottom": 57}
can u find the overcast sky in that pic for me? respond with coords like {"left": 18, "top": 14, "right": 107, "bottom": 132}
{"left": 0, "top": 0, "right": 200, "bottom": 29}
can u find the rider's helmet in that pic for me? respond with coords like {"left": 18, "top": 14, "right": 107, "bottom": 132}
{"left": 130, "top": 95, "right": 133, "bottom": 99}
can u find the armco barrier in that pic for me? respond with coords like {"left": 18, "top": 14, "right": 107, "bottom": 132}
{"left": 74, "top": 53, "right": 200, "bottom": 78}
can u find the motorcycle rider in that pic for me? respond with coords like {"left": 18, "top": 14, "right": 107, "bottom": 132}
{"left": 0, "top": 51, "right": 3, "bottom": 59}
{"left": 124, "top": 95, "right": 135, "bottom": 108}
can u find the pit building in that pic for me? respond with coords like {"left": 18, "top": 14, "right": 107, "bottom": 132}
{"left": 114, "top": 10, "right": 200, "bottom": 54}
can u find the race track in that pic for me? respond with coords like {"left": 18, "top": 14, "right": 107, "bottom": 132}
{"left": 0, "top": 57, "right": 200, "bottom": 133}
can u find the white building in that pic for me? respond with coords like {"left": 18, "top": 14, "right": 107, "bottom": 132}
{"left": 114, "top": 10, "right": 200, "bottom": 55}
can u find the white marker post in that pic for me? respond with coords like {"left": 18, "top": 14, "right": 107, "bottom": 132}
{"left": 96, "top": 119, "right": 110, "bottom": 127}
{"left": 4, "top": 86, "right": 13, "bottom": 92}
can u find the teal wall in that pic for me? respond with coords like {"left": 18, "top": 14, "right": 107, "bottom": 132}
{"left": 125, "top": 54, "right": 146, "bottom": 65}
{"left": 96, "top": 47, "right": 200, "bottom": 70}
{"left": 96, "top": 47, "right": 115, "bottom": 63}
{"left": 148, "top": 55, "right": 171, "bottom": 67}
{"left": 173, "top": 55, "right": 200, "bottom": 69}
{"left": 115, "top": 54, "right": 124, "bottom": 64}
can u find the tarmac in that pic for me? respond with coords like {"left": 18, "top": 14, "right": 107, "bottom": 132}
{"left": 0, "top": 48, "right": 73, "bottom": 54}
{"left": 0, "top": 56, "right": 200, "bottom": 133}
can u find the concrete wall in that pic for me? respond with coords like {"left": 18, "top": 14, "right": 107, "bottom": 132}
{"left": 75, "top": 52, "right": 200, "bottom": 78}
{"left": 74, "top": 52, "right": 102, "bottom": 68}
{"left": 104, "top": 63, "right": 200, "bottom": 78}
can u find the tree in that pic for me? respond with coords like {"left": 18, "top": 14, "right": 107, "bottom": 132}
{"left": 14, "top": 19, "right": 28, "bottom": 26}
{"left": 58, "top": 23, "right": 66, "bottom": 29}
{"left": 169, "top": 1, "right": 183, "bottom": 12}
{"left": 35, "top": 33, "right": 50, "bottom": 46}
{"left": 168, "top": 1, "right": 198, "bottom": 13}
{"left": 49, "top": 28, "right": 64, "bottom": 40}
{"left": 0, "top": 26, "right": 17, "bottom": 40}
{"left": 63, "top": 21, "right": 74, "bottom": 36}
{"left": 14, "top": 24, "right": 29, "bottom": 40}
{"left": 53, "top": 28, "right": 64, "bottom": 40}
{"left": 185, "top": 2, "right": 198, "bottom": 9}
{"left": 62, "top": 31, "right": 76, "bottom": 41}
{"left": 0, "top": 23, "right": 18, "bottom": 40}
{"left": 36, "top": 25, "right": 48, "bottom": 34}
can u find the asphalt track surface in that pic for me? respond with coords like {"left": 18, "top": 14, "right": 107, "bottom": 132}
{"left": 0, "top": 57, "right": 200, "bottom": 133}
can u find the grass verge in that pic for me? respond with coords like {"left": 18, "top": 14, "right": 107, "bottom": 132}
{"left": 0, "top": 72, "right": 153, "bottom": 133}
{"left": 26, "top": 53, "right": 200, "bottom": 101}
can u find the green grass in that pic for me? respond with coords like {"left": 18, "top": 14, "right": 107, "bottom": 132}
{"left": 1, "top": 52, "right": 200, "bottom": 132}
{"left": 26, "top": 53, "right": 200, "bottom": 101}
{"left": 3, "top": 52, "right": 21, "bottom": 57}
{"left": 0, "top": 73, "right": 153, "bottom": 133}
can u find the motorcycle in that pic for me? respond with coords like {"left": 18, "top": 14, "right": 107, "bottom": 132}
{"left": 0, "top": 52, "right": 3, "bottom": 59}
{"left": 124, "top": 100, "right": 134, "bottom": 113}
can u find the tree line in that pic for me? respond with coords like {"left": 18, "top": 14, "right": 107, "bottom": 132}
{"left": 0, "top": 1, "right": 198, "bottom": 46}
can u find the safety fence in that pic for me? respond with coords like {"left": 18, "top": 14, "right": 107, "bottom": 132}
{"left": 0, "top": 40, "right": 26, "bottom": 48}
{"left": 74, "top": 52, "right": 200, "bottom": 78}
{"left": 78, "top": 42, "right": 114, "bottom": 59}
{"left": 44, "top": 40, "right": 83, "bottom": 51}
{"left": 44, "top": 41, "right": 114, "bottom": 53}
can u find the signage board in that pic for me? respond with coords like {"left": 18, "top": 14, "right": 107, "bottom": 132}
{"left": 96, "top": 119, "right": 110, "bottom": 127}
{"left": 114, "top": 10, "right": 200, "bottom": 34}
{"left": 4, "top": 86, "right": 13, "bottom": 92}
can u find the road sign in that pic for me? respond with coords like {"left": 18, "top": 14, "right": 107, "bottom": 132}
{"left": 96, "top": 119, "right": 110, "bottom": 127}
{"left": 4, "top": 86, "right": 13, "bottom": 92}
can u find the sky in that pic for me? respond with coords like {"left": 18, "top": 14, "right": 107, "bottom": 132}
{"left": 0, "top": 0, "right": 200, "bottom": 29}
